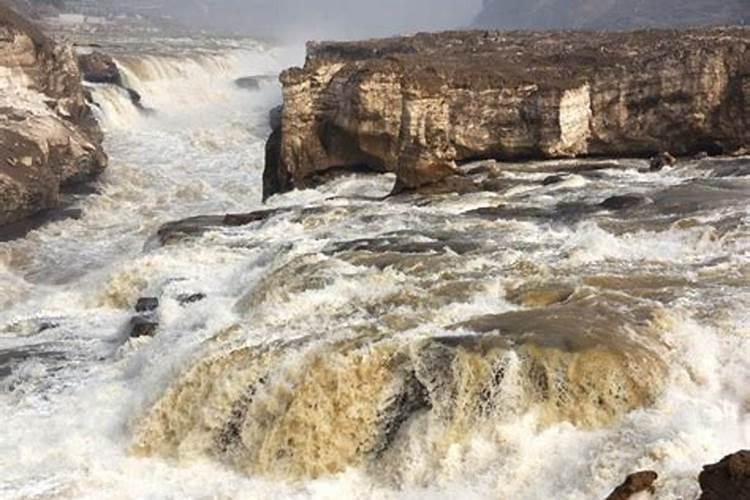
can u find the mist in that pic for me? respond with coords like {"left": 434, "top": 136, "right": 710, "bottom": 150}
{"left": 109, "top": 0, "right": 484, "bottom": 41}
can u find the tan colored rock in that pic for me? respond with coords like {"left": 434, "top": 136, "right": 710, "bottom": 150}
{"left": 264, "top": 28, "right": 750, "bottom": 199}
{"left": 0, "top": 4, "right": 106, "bottom": 227}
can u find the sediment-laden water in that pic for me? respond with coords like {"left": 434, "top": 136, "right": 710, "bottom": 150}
{"left": 1, "top": 34, "right": 749, "bottom": 500}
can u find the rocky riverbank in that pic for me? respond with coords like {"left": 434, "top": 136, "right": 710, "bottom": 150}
{"left": 0, "top": 3, "right": 106, "bottom": 228}
{"left": 263, "top": 28, "right": 750, "bottom": 199}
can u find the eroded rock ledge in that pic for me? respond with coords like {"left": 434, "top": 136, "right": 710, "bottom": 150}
{"left": 264, "top": 28, "right": 750, "bottom": 199}
{"left": 0, "top": 4, "right": 106, "bottom": 227}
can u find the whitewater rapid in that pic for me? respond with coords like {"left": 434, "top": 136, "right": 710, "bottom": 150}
{"left": 0, "top": 35, "right": 749, "bottom": 500}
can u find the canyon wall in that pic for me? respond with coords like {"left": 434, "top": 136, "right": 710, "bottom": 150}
{"left": 0, "top": 3, "right": 106, "bottom": 227}
{"left": 264, "top": 28, "right": 750, "bottom": 198}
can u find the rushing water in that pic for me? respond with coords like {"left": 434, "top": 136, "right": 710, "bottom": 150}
{"left": 1, "top": 34, "right": 749, "bottom": 500}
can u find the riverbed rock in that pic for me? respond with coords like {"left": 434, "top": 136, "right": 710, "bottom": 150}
{"left": 649, "top": 152, "right": 677, "bottom": 172}
{"left": 698, "top": 450, "right": 750, "bottom": 500}
{"left": 605, "top": 470, "right": 658, "bottom": 500}
{"left": 0, "top": 4, "right": 107, "bottom": 227}
{"left": 601, "top": 194, "right": 651, "bottom": 211}
{"left": 264, "top": 28, "right": 750, "bottom": 199}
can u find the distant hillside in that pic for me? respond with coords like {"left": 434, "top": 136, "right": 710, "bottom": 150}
{"left": 474, "top": 0, "right": 749, "bottom": 30}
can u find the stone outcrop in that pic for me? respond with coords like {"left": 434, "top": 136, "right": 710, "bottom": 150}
{"left": 264, "top": 28, "right": 750, "bottom": 199}
{"left": 606, "top": 471, "right": 658, "bottom": 500}
{"left": 474, "top": 0, "right": 749, "bottom": 31}
{"left": 0, "top": 4, "right": 106, "bottom": 227}
{"left": 699, "top": 450, "right": 750, "bottom": 500}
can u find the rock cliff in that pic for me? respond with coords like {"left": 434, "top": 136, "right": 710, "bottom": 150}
{"left": 0, "top": 3, "right": 106, "bottom": 227}
{"left": 264, "top": 28, "right": 750, "bottom": 199}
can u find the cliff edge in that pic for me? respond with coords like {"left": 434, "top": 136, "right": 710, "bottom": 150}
{"left": 264, "top": 28, "right": 750, "bottom": 199}
{"left": 0, "top": 3, "right": 106, "bottom": 227}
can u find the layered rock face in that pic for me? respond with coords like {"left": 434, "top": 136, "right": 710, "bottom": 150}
{"left": 0, "top": 4, "right": 106, "bottom": 227}
{"left": 474, "top": 0, "right": 749, "bottom": 31}
{"left": 264, "top": 28, "right": 750, "bottom": 198}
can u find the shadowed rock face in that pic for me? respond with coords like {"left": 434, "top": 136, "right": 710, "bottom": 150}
{"left": 474, "top": 0, "right": 749, "bottom": 31}
{"left": 264, "top": 28, "right": 750, "bottom": 199}
{"left": 0, "top": 4, "right": 106, "bottom": 228}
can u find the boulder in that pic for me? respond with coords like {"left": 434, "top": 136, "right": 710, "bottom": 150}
{"left": 699, "top": 450, "right": 750, "bottom": 500}
{"left": 264, "top": 28, "right": 750, "bottom": 199}
{"left": 78, "top": 51, "right": 122, "bottom": 85}
{"left": 606, "top": 471, "right": 658, "bottom": 500}
{"left": 649, "top": 152, "right": 677, "bottom": 172}
{"left": 0, "top": 4, "right": 106, "bottom": 228}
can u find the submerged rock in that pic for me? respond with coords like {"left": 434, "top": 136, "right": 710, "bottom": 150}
{"left": 606, "top": 471, "right": 658, "bottom": 500}
{"left": 649, "top": 152, "right": 677, "bottom": 172}
{"left": 264, "top": 28, "right": 750, "bottom": 198}
{"left": 601, "top": 194, "right": 651, "bottom": 211}
{"left": 699, "top": 450, "right": 750, "bottom": 500}
{"left": 129, "top": 297, "right": 159, "bottom": 338}
{"left": 0, "top": 5, "right": 107, "bottom": 228}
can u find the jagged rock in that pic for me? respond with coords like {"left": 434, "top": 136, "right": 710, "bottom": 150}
{"left": 699, "top": 450, "right": 750, "bottom": 500}
{"left": 606, "top": 471, "right": 658, "bottom": 500}
{"left": 649, "top": 152, "right": 677, "bottom": 172}
{"left": 129, "top": 297, "right": 159, "bottom": 338}
{"left": 0, "top": 4, "right": 106, "bottom": 228}
{"left": 474, "top": 0, "right": 749, "bottom": 30}
{"left": 264, "top": 28, "right": 750, "bottom": 199}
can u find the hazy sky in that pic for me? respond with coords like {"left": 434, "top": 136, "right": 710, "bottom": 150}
{"left": 137, "top": 0, "right": 484, "bottom": 40}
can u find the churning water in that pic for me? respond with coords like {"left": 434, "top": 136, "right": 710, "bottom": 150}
{"left": 0, "top": 34, "right": 749, "bottom": 500}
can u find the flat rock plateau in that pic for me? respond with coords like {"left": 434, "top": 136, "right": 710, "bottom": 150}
{"left": 264, "top": 28, "right": 750, "bottom": 198}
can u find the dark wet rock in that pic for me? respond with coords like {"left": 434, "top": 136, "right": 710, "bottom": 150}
{"left": 606, "top": 471, "right": 658, "bottom": 500}
{"left": 649, "top": 152, "right": 677, "bottom": 172}
{"left": 601, "top": 194, "right": 650, "bottom": 211}
{"left": 177, "top": 293, "right": 206, "bottom": 306}
{"left": 268, "top": 105, "right": 283, "bottom": 131}
{"left": 542, "top": 175, "right": 566, "bottom": 186}
{"left": 699, "top": 450, "right": 750, "bottom": 500}
{"left": 265, "top": 28, "right": 750, "bottom": 198}
{"left": 129, "top": 316, "right": 158, "bottom": 338}
{"left": 78, "top": 51, "right": 122, "bottom": 85}
{"left": 154, "top": 209, "right": 284, "bottom": 246}
{"left": 135, "top": 297, "right": 159, "bottom": 313}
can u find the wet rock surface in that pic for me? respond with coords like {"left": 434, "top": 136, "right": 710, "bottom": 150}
{"left": 0, "top": 4, "right": 106, "bottom": 229}
{"left": 606, "top": 471, "right": 658, "bottom": 500}
{"left": 265, "top": 28, "right": 750, "bottom": 198}
{"left": 699, "top": 450, "right": 750, "bottom": 500}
